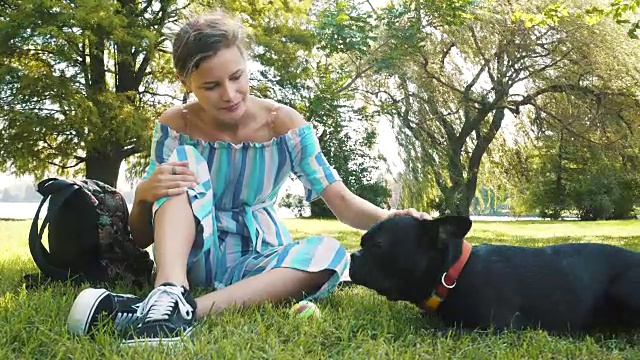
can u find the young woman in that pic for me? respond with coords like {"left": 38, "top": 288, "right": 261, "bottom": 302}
{"left": 66, "top": 9, "right": 430, "bottom": 346}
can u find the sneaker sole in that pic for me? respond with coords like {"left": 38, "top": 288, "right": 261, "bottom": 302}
{"left": 66, "top": 288, "right": 109, "bottom": 335}
{"left": 120, "top": 326, "right": 195, "bottom": 347}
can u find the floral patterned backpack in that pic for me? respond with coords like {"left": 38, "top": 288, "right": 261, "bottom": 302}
{"left": 24, "top": 178, "right": 154, "bottom": 288}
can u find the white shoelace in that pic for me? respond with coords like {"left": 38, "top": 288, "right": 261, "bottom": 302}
{"left": 135, "top": 285, "right": 194, "bottom": 323}
{"left": 114, "top": 312, "right": 138, "bottom": 330}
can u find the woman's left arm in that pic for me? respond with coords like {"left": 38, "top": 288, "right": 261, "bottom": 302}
{"left": 277, "top": 105, "right": 430, "bottom": 230}
{"left": 320, "top": 182, "right": 430, "bottom": 230}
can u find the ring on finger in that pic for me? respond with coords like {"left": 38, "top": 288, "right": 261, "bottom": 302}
{"left": 171, "top": 166, "right": 177, "bottom": 175}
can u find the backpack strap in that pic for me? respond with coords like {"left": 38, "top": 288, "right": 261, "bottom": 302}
{"left": 28, "top": 178, "right": 86, "bottom": 282}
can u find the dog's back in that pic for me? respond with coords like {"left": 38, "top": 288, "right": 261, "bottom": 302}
{"left": 437, "top": 243, "right": 640, "bottom": 332}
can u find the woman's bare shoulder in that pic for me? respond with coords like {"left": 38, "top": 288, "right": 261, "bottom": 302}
{"left": 264, "top": 100, "right": 309, "bottom": 136}
{"left": 157, "top": 104, "right": 190, "bottom": 133}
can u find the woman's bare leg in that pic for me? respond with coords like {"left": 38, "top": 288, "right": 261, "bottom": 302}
{"left": 194, "top": 268, "right": 332, "bottom": 319}
{"left": 152, "top": 192, "right": 333, "bottom": 320}
{"left": 152, "top": 192, "right": 195, "bottom": 288}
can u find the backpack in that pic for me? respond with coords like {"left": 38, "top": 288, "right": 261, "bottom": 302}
{"left": 24, "top": 177, "right": 154, "bottom": 289}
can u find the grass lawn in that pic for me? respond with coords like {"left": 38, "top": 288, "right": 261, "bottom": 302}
{"left": 1, "top": 218, "right": 639, "bottom": 359}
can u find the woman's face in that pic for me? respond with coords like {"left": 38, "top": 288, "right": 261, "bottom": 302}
{"left": 183, "top": 46, "right": 250, "bottom": 123}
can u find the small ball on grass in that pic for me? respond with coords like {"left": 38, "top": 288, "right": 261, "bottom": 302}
{"left": 289, "top": 300, "right": 321, "bottom": 319}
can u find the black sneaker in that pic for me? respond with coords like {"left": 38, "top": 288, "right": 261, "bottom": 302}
{"left": 67, "top": 288, "right": 143, "bottom": 335}
{"left": 122, "top": 282, "right": 197, "bottom": 346}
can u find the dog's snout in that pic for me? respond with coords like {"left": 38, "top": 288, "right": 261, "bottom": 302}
{"left": 350, "top": 251, "right": 363, "bottom": 266}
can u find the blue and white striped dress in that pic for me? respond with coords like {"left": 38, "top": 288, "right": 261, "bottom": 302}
{"left": 143, "top": 115, "right": 349, "bottom": 300}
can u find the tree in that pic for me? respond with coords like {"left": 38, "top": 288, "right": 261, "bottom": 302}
{"left": 0, "top": 0, "right": 185, "bottom": 186}
{"left": 493, "top": 87, "right": 640, "bottom": 220}
{"left": 278, "top": 193, "right": 307, "bottom": 218}
{"left": 513, "top": 0, "right": 640, "bottom": 39}
{"left": 359, "top": 0, "right": 638, "bottom": 216}
{"left": 280, "top": 0, "right": 472, "bottom": 217}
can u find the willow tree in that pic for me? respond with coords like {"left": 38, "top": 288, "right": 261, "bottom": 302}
{"left": 360, "top": 0, "right": 634, "bottom": 215}
{"left": 489, "top": 20, "right": 640, "bottom": 220}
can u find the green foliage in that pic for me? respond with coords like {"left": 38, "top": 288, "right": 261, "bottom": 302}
{"left": 571, "top": 166, "right": 638, "bottom": 221}
{"left": 527, "top": 141, "right": 639, "bottom": 221}
{"left": 512, "top": 0, "right": 640, "bottom": 38}
{"left": 196, "top": 1, "right": 392, "bottom": 218}
{"left": 316, "top": 0, "right": 378, "bottom": 57}
{"left": 0, "top": 0, "right": 181, "bottom": 186}
{"left": 313, "top": 0, "right": 477, "bottom": 215}
{"left": 363, "top": 0, "right": 640, "bottom": 217}
{"left": 251, "top": 0, "right": 392, "bottom": 217}
{"left": 278, "top": 193, "right": 307, "bottom": 217}
{"left": 492, "top": 87, "right": 640, "bottom": 220}
{"left": 470, "top": 187, "right": 510, "bottom": 216}
{"left": 201, "top": 0, "right": 318, "bottom": 95}
{"left": 369, "top": 0, "right": 554, "bottom": 214}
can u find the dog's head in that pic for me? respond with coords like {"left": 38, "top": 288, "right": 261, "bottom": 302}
{"left": 349, "top": 215, "right": 472, "bottom": 303}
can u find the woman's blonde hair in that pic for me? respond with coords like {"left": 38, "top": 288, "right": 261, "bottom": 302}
{"left": 172, "top": 9, "right": 249, "bottom": 77}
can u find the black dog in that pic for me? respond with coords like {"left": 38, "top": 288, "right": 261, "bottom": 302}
{"left": 349, "top": 215, "right": 640, "bottom": 333}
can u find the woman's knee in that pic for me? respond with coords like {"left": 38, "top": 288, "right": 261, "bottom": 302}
{"left": 307, "top": 236, "right": 346, "bottom": 254}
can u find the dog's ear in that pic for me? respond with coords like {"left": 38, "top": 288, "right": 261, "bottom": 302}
{"left": 434, "top": 216, "right": 472, "bottom": 269}
{"left": 436, "top": 216, "right": 472, "bottom": 247}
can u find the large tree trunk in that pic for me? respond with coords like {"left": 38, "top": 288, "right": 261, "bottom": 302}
{"left": 438, "top": 183, "right": 473, "bottom": 216}
{"left": 439, "top": 187, "right": 471, "bottom": 216}
{"left": 85, "top": 150, "right": 123, "bottom": 187}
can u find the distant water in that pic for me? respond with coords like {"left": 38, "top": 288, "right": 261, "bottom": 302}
{"left": 0, "top": 201, "right": 300, "bottom": 220}
{"left": 0, "top": 202, "right": 51, "bottom": 220}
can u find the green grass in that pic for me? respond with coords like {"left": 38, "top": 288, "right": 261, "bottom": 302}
{"left": 1, "top": 218, "right": 639, "bottom": 359}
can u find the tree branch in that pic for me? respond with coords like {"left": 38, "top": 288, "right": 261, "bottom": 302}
{"left": 510, "top": 84, "right": 594, "bottom": 111}
{"left": 136, "top": 0, "right": 155, "bottom": 17}
{"left": 135, "top": 52, "right": 152, "bottom": 85}
{"left": 469, "top": 25, "right": 496, "bottom": 83}
{"left": 138, "top": 89, "right": 181, "bottom": 101}
{"left": 46, "top": 157, "right": 85, "bottom": 169}
{"left": 420, "top": 53, "right": 468, "bottom": 98}
{"left": 336, "top": 63, "right": 375, "bottom": 93}
{"left": 122, "top": 145, "right": 140, "bottom": 158}
{"left": 510, "top": 49, "right": 574, "bottom": 85}
{"left": 530, "top": 101, "right": 621, "bottom": 146}
{"left": 440, "top": 42, "right": 455, "bottom": 67}
{"left": 365, "top": 0, "right": 379, "bottom": 14}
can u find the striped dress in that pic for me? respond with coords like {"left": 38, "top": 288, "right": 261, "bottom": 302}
{"left": 143, "top": 112, "right": 349, "bottom": 300}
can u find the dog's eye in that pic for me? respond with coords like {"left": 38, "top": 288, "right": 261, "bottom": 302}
{"left": 360, "top": 234, "right": 370, "bottom": 248}
{"left": 361, "top": 233, "right": 383, "bottom": 251}
{"left": 361, "top": 233, "right": 375, "bottom": 248}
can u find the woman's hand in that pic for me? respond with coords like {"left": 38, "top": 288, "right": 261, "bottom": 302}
{"left": 134, "top": 161, "right": 197, "bottom": 204}
{"left": 388, "top": 208, "right": 432, "bottom": 220}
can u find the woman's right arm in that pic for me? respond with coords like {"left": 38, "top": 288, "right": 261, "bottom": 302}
{"left": 129, "top": 162, "right": 197, "bottom": 249}
{"left": 129, "top": 107, "right": 197, "bottom": 249}
{"left": 129, "top": 189, "right": 155, "bottom": 249}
